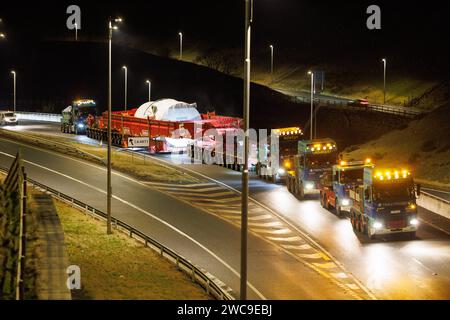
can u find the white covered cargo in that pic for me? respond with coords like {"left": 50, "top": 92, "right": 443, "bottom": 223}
{"left": 134, "top": 98, "right": 201, "bottom": 121}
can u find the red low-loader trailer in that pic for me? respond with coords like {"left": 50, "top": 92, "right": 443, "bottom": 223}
{"left": 86, "top": 108, "right": 242, "bottom": 153}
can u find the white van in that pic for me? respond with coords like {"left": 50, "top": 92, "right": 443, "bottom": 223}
{"left": 0, "top": 111, "right": 18, "bottom": 125}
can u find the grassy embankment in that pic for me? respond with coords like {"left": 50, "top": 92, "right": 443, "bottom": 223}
{"left": 343, "top": 99, "right": 450, "bottom": 188}
{"left": 55, "top": 199, "right": 211, "bottom": 300}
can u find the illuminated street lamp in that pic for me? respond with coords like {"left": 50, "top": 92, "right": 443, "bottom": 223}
{"left": 0, "top": 33, "right": 5, "bottom": 39}
{"left": 145, "top": 80, "right": 152, "bottom": 102}
{"left": 178, "top": 32, "right": 183, "bottom": 60}
{"left": 11, "top": 71, "right": 16, "bottom": 112}
{"left": 122, "top": 66, "right": 128, "bottom": 110}
{"left": 107, "top": 16, "right": 122, "bottom": 235}
{"left": 74, "top": 22, "right": 78, "bottom": 41}
{"left": 382, "top": 58, "right": 387, "bottom": 104}
{"left": 308, "top": 71, "right": 314, "bottom": 140}
{"left": 269, "top": 44, "right": 274, "bottom": 82}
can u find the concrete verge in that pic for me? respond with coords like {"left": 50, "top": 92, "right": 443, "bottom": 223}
{"left": 33, "top": 194, "right": 72, "bottom": 300}
{"left": 417, "top": 192, "right": 450, "bottom": 234}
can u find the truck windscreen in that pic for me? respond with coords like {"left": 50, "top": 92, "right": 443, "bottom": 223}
{"left": 339, "top": 168, "right": 364, "bottom": 184}
{"left": 305, "top": 152, "right": 337, "bottom": 169}
{"left": 373, "top": 182, "right": 414, "bottom": 202}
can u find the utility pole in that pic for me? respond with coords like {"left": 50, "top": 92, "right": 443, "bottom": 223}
{"left": 107, "top": 17, "right": 122, "bottom": 235}
{"left": 74, "top": 22, "right": 78, "bottom": 41}
{"left": 11, "top": 71, "right": 16, "bottom": 112}
{"left": 382, "top": 58, "right": 387, "bottom": 104}
{"left": 146, "top": 80, "right": 151, "bottom": 102}
{"left": 178, "top": 32, "right": 183, "bottom": 60}
{"left": 308, "top": 71, "right": 314, "bottom": 140}
{"left": 122, "top": 66, "right": 127, "bottom": 110}
{"left": 241, "top": 0, "right": 252, "bottom": 301}
{"left": 269, "top": 44, "right": 274, "bottom": 82}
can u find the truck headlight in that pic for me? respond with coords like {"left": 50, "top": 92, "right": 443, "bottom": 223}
{"left": 341, "top": 198, "right": 350, "bottom": 206}
{"left": 373, "top": 221, "right": 383, "bottom": 229}
{"left": 305, "top": 182, "right": 314, "bottom": 190}
{"left": 77, "top": 123, "right": 85, "bottom": 129}
{"left": 277, "top": 168, "right": 285, "bottom": 175}
{"left": 410, "top": 218, "right": 419, "bottom": 226}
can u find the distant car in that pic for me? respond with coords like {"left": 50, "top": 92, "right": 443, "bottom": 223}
{"left": 0, "top": 111, "right": 18, "bottom": 126}
{"left": 348, "top": 98, "right": 369, "bottom": 107}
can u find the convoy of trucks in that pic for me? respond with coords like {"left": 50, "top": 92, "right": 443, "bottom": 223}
{"left": 58, "top": 97, "right": 421, "bottom": 240}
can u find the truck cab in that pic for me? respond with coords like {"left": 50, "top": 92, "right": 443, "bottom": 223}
{"left": 349, "top": 167, "right": 420, "bottom": 239}
{"left": 320, "top": 159, "right": 373, "bottom": 216}
{"left": 257, "top": 127, "right": 303, "bottom": 182}
{"left": 61, "top": 99, "right": 97, "bottom": 135}
{"left": 287, "top": 138, "right": 338, "bottom": 199}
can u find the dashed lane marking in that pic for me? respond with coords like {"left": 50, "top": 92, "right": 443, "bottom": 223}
{"left": 313, "top": 262, "right": 337, "bottom": 269}
{"left": 281, "top": 244, "right": 313, "bottom": 250}
{"left": 252, "top": 228, "right": 292, "bottom": 235}
{"left": 266, "top": 236, "right": 303, "bottom": 242}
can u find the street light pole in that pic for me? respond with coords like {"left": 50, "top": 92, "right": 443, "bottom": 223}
{"left": 241, "top": 0, "right": 252, "bottom": 301}
{"left": 122, "top": 66, "right": 127, "bottom": 110}
{"left": 269, "top": 44, "right": 273, "bottom": 82}
{"left": 146, "top": 80, "right": 151, "bottom": 102}
{"left": 178, "top": 32, "right": 183, "bottom": 60}
{"left": 107, "top": 17, "right": 122, "bottom": 235}
{"left": 308, "top": 71, "right": 314, "bottom": 140}
{"left": 382, "top": 58, "right": 386, "bottom": 104}
{"left": 74, "top": 22, "right": 78, "bottom": 41}
{"left": 11, "top": 71, "right": 16, "bottom": 112}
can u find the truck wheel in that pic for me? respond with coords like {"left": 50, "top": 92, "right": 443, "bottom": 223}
{"left": 320, "top": 193, "right": 325, "bottom": 207}
{"left": 298, "top": 183, "right": 304, "bottom": 199}
{"left": 350, "top": 211, "right": 357, "bottom": 231}
{"left": 336, "top": 201, "right": 342, "bottom": 217}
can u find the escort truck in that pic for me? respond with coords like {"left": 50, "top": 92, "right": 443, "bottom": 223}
{"left": 349, "top": 167, "right": 421, "bottom": 239}
{"left": 286, "top": 138, "right": 338, "bottom": 199}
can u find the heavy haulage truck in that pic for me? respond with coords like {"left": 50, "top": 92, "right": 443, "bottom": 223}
{"left": 349, "top": 167, "right": 421, "bottom": 239}
{"left": 256, "top": 127, "right": 303, "bottom": 182}
{"left": 287, "top": 138, "right": 338, "bottom": 199}
{"left": 319, "top": 159, "right": 374, "bottom": 216}
{"left": 61, "top": 99, "right": 97, "bottom": 134}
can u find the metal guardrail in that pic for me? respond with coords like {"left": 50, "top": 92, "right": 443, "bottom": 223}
{"left": 291, "top": 95, "right": 422, "bottom": 118}
{"left": 0, "top": 165, "right": 234, "bottom": 300}
{"left": 14, "top": 112, "right": 61, "bottom": 123}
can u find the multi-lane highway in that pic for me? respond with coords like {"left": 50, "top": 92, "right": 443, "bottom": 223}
{"left": 1, "top": 122, "right": 449, "bottom": 300}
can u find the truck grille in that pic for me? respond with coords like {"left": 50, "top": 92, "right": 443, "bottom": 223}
{"left": 386, "top": 220, "right": 407, "bottom": 229}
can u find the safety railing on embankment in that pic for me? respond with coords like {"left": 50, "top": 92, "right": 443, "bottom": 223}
{"left": 14, "top": 112, "right": 61, "bottom": 123}
{"left": 0, "top": 165, "right": 235, "bottom": 300}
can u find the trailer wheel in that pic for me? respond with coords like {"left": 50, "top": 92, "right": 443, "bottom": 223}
{"left": 320, "top": 192, "right": 325, "bottom": 207}
{"left": 298, "top": 183, "right": 304, "bottom": 199}
{"left": 335, "top": 200, "right": 342, "bottom": 217}
{"left": 350, "top": 210, "right": 357, "bottom": 231}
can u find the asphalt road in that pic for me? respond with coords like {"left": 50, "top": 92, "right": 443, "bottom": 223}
{"left": 0, "top": 136, "right": 363, "bottom": 300}
{"left": 157, "top": 153, "right": 450, "bottom": 300}
{"left": 1, "top": 122, "right": 449, "bottom": 299}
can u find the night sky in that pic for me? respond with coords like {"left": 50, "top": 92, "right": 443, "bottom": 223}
{"left": 0, "top": 0, "right": 449, "bottom": 114}
{"left": 1, "top": 0, "right": 449, "bottom": 55}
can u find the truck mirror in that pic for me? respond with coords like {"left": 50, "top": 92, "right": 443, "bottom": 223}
{"left": 416, "top": 184, "right": 421, "bottom": 197}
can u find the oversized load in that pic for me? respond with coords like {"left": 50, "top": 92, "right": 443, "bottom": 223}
{"left": 85, "top": 98, "right": 242, "bottom": 153}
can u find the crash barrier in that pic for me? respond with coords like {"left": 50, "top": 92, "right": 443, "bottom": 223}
{"left": 0, "top": 166, "right": 235, "bottom": 301}
{"left": 0, "top": 153, "right": 26, "bottom": 300}
{"left": 292, "top": 96, "right": 422, "bottom": 118}
{"left": 14, "top": 112, "right": 61, "bottom": 123}
{"left": 417, "top": 190, "right": 450, "bottom": 220}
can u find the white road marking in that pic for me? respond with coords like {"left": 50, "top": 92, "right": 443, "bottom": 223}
{"left": 248, "top": 221, "right": 283, "bottom": 228}
{"left": 281, "top": 244, "right": 312, "bottom": 250}
{"left": 0, "top": 150, "right": 267, "bottom": 300}
{"left": 267, "top": 236, "right": 302, "bottom": 242}
{"left": 332, "top": 272, "right": 349, "bottom": 279}
{"left": 313, "top": 262, "right": 337, "bottom": 269}
{"left": 296, "top": 253, "right": 324, "bottom": 259}
{"left": 253, "top": 228, "right": 292, "bottom": 235}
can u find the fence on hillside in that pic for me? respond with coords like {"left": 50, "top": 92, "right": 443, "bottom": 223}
{"left": 0, "top": 153, "right": 27, "bottom": 300}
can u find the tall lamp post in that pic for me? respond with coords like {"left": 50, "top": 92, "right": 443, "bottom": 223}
{"left": 241, "top": 0, "right": 252, "bottom": 301}
{"left": 178, "top": 32, "right": 183, "bottom": 60}
{"left": 382, "top": 58, "right": 386, "bottom": 104}
{"left": 146, "top": 80, "right": 151, "bottom": 102}
{"left": 107, "top": 17, "right": 122, "bottom": 235}
{"left": 74, "top": 22, "right": 78, "bottom": 41}
{"left": 122, "top": 66, "right": 128, "bottom": 110}
{"left": 11, "top": 70, "right": 16, "bottom": 112}
{"left": 308, "top": 71, "right": 314, "bottom": 140}
{"left": 269, "top": 44, "right": 274, "bottom": 83}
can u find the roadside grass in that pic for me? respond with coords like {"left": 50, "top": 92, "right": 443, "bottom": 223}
{"left": 343, "top": 103, "right": 450, "bottom": 188}
{"left": 54, "top": 199, "right": 211, "bottom": 300}
{"left": 0, "top": 129, "right": 203, "bottom": 184}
